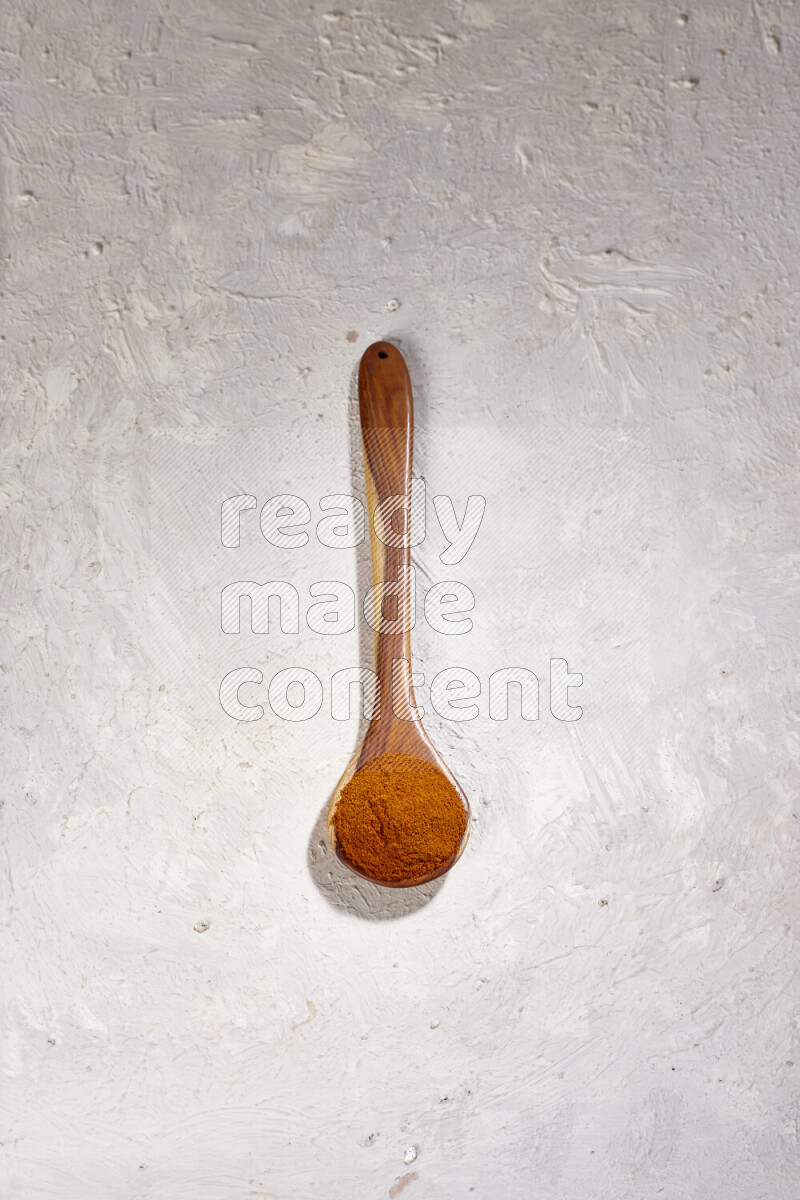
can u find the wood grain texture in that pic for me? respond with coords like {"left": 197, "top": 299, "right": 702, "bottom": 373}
{"left": 327, "top": 341, "right": 471, "bottom": 886}
{"left": 358, "top": 341, "right": 424, "bottom": 764}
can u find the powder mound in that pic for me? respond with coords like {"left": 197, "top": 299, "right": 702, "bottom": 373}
{"left": 333, "top": 753, "right": 467, "bottom": 884}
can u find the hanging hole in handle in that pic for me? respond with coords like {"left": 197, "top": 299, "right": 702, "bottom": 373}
{"left": 378, "top": 350, "right": 388, "bottom": 358}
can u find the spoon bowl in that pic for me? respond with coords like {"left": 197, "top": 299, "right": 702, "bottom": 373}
{"left": 327, "top": 737, "right": 472, "bottom": 889}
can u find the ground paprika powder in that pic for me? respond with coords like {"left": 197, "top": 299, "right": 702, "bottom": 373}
{"left": 332, "top": 752, "right": 467, "bottom": 884}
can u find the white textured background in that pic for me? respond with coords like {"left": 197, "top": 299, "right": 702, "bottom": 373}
{"left": 2, "top": 1, "right": 798, "bottom": 1197}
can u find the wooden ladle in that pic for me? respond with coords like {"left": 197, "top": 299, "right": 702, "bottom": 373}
{"left": 326, "top": 341, "right": 471, "bottom": 887}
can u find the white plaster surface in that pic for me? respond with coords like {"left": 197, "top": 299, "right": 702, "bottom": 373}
{"left": 2, "top": 2, "right": 799, "bottom": 1197}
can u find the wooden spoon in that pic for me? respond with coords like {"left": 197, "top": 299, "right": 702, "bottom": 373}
{"left": 327, "top": 341, "right": 471, "bottom": 887}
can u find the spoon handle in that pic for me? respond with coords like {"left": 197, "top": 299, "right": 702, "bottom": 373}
{"left": 358, "top": 341, "right": 418, "bottom": 747}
